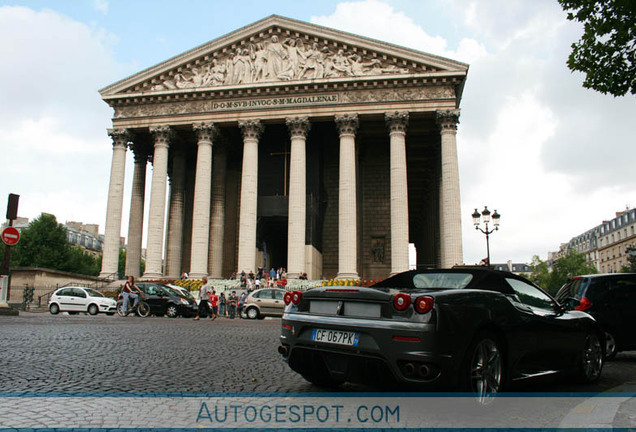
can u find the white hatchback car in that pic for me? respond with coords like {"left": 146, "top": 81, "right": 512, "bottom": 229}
{"left": 48, "top": 286, "right": 117, "bottom": 315}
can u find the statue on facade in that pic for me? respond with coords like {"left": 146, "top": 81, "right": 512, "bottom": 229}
{"left": 148, "top": 33, "right": 416, "bottom": 91}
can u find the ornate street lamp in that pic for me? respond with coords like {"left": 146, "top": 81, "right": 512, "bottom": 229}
{"left": 472, "top": 206, "right": 501, "bottom": 267}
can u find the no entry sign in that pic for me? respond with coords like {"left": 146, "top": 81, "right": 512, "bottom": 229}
{"left": 1, "top": 226, "right": 20, "bottom": 246}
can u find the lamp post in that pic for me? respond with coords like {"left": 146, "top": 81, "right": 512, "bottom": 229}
{"left": 472, "top": 206, "right": 501, "bottom": 267}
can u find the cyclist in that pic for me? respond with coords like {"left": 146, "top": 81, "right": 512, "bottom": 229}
{"left": 122, "top": 275, "right": 141, "bottom": 316}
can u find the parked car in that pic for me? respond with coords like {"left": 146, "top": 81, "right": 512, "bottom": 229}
{"left": 49, "top": 286, "right": 117, "bottom": 315}
{"left": 279, "top": 267, "right": 604, "bottom": 396}
{"left": 244, "top": 288, "right": 285, "bottom": 319}
{"left": 556, "top": 273, "right": 636, "bottom": 359}
{"left": 135, "top": 282, "right": 198, "bottom": 318}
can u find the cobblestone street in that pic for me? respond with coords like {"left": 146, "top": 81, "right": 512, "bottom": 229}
{"left": 1, "top": 313, "right": 636, "bottom": 428}
{"left": 0, "top": 313, "right": 313, "bottom": 393}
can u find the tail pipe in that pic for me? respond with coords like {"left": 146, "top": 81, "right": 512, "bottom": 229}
{"left": 278, "top": 345, "right": 289, "bottom": 357}
{"left": 403, "top": 362, "right": 416, "bottom": 376}
{"left": 418, "top": 364, "right": 431, "bottom": 378}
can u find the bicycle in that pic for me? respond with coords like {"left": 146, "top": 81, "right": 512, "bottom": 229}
{"left": 116, "top": 292, "right": 150, "bottom": 317}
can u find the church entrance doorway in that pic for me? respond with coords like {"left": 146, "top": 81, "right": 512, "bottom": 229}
{"left": 258, "top": 216, "right": 288, "bottom": 272}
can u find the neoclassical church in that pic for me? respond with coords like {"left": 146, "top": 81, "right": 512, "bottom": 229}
{"left": 98, "top": 15, "right": 468, "bottom": 281}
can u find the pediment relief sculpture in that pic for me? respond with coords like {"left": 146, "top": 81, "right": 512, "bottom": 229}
{"left": 149, "top": 34, "right": 414, "bottom": 92}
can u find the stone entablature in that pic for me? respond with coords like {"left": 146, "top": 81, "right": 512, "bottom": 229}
{"left": 111, "top": 86, "right": 457, "bottom": 125}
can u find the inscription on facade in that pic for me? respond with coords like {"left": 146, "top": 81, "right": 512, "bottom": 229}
{"left": 212, "top": 94, "right": 338, "bottom": 110}
{"left": 113, "top": 87, "right": 455, "bottom": 119}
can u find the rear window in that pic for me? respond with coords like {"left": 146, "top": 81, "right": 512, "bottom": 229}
{"left": 413, "top": 273, "right": 473, "bottom": 289}
{"left": 556, "top": 278, "right": 589, "bottom": 300}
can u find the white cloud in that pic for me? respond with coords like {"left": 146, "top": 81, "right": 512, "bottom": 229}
{"left": 311, "top": 0, "right": 486, "bottom": 63}
{"left": 0, "top": 6, "right": 129, "bottom": 227}
{"left": 93, "top": 0, "right": 109, "bottom": 15}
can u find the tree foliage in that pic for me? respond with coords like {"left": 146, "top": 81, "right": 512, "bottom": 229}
{"left": 559, "top": 0, "right": 636, "bottom": 97}
{"left": 3, "top": 213, "right": 100, "bottom": 276}
{"left": 528, "top": 249, "right": 598, "bottom": 294}
{"left": 621, "top": 245, "right": 636, "bottom": 272}
{"left": 12, "top": 214, "right": 71, "bottom": 270}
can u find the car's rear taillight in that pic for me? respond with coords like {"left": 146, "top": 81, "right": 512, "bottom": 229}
{"left": 414, "top": 296, "right": 434, "bottom": 314}
{"left": 284, "top": 292, "right": 293, "bottom": 305}
{"left": 291, "top": 290, "right": 303, "bottom": 305}
{"left": 393, "top": 293, "right": 411, "bottom": 311}
{"left": 575, "top": 297, "right": 593, "bottom": 311}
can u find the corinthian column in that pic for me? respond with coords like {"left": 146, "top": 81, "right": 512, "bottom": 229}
{"left": 386, "top": 111, "right": 410, "bottom": 275}
{"left": 165, "top": 147, "right": 186, "bottom": 279}
{"left": 100, "top": 128, "right": 131, "bottom": 279}
{"left": 437, "top": 109, "right": 463, "bottom": 267}
{"left": 189, "top": 122, "right": 217, "bottom": 279}
{"left": 335, "top": 114, "right": 359, "bottom": 280}
{"left": 143, "top": 126, "right": 173, "bottom": 279}
{"left": 237, "top": 120, "right": 263, "bottom": 274}
{"left": 286, "top": 116, "right": 310, "bottom": 279}
{"left": 209, "top": 143, "right": 228, "bottom": 278}
{"left": 124, "top": 144, "right": 147, "bottom": 278}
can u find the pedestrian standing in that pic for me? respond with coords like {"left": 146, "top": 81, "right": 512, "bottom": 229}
{"left": 194, "top": 276, "right": 212, "bottom": 320}
{"left": 209, "top": 289, "right": 219, "bottom": 321}
{"left": 219, "top": 292, "right": 226, "bottom": 317}
{"left": 228, "top": 290, "right": 238, "bottom": 319}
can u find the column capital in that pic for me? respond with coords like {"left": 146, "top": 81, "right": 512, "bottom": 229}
{"left": 150, "top": 125, "right": 174, "bottom": 147}
{"left": 127, "top": 142, "right": 149, "bottom": 163}
{"left": 286, "top": 116, "right": 311, "bottom": 139}
{"left": 385, "top": 111, "right": 409, "bottom": 134}
{"left": 436, "top": 109, "right": 461, "bottom": 133}
{"left": 107, "top": 128, "right": 133, "bottom": 149}
{"left": 335, "top": 113, "right": 359, "bottom": 136}
{"left": 193, "top": 122, "right": 218, "bottom": 143}
{"left": 239, "top": 119, "right": 264, "bottom": 140}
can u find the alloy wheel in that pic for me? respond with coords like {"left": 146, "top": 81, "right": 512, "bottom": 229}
{"left": 582, "top": 333, "right": 603, "bottom": 381}
{"left": 470, "top": 337, "right": 502, "bottom": 402}
{"left": 166, "top": 305, "right": 178, "bottom": 318}
{"left": 247, "top": 307, "right": 259, "bottom": 319}
{"left": 604, "top": 332, "right": 617, "bottom": 360}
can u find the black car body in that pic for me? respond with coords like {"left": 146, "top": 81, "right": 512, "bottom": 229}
{"left": 135, "top": 282, "right": 198, "bottom": 317}
{"left": 279, "top": 268, "right": 604, "bottom": 394}
{"left": 556, "top": 273, "right": 636, "bottom": 359}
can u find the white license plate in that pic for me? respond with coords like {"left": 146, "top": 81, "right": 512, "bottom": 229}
{"left": 312, "top": 328, "right": 360, "bottom": 346}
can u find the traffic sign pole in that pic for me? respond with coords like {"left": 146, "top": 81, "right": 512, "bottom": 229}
{"left": 1, "top": 193, "right": 21, "bottom": 314}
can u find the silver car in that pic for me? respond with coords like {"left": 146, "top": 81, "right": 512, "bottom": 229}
{"left": 244, "top": 288, "right": 286, "bottom": 319}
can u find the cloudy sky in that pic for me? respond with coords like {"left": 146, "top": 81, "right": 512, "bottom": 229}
{"left": 1, "top": 0, "right": 634, "bottom": 266}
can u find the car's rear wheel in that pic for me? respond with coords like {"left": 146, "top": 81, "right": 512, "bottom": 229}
{"left": 166, "top": 304, "right": 179, "bottom": 318}
{"left": 246, "top": 307, "right": 259, "bottom": 319}
{"left": 463, "top": 331, "right": 503, "bottom": 401}
{"left": 88, "top": 304, "right": 99, "bottom": 316}
{"left": 604, "top": 331, "right": 618, "bottom": 360}
{"left": 576, "top": 332, "right": 603, "bottom": 383}
{"left": 49, "top": 304, "right": 60, "bottom": 315}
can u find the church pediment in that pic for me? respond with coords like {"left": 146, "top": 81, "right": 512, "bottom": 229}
{"left": 100, "top": 15, "right": 468, "bottom": 99}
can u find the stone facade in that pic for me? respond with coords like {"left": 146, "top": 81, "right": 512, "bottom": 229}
{"left": 98, "top": 15, "right": 468, "bottom": 281}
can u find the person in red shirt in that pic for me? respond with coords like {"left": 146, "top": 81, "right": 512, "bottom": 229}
{"left": 209, "top": 289, "right": 219, "bottom": 321}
